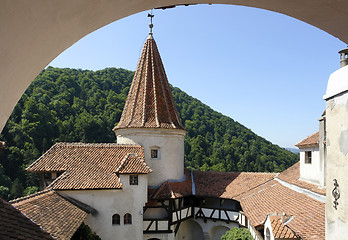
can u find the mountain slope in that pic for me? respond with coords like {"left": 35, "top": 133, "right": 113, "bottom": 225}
{"left": 0, "top": 67, "right": 298, "bottom": 200}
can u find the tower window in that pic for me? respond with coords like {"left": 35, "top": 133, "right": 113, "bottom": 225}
{"left": 151, "top": 149, "right": 158, "bottom": 158}
{"left": 130, "top": 175, "right": 138, "bottom": 185}
{"left": 305, "top": 151, "right": 312, "bottom": 164}
{"left": 124, "top": 213, "right": 132, "bottom": 224}
{"left": 112, "top": 214, "right": 120, "bottom": 225}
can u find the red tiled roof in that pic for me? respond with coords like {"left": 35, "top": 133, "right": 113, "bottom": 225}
{"left": 115, "top": 153, "right": 152, "bottom": 174}
{"left": 269, "top": 215, "right": 298, "bottom": 239}
{"left": 0, "top": 197, "right": 53, "bottom": 240}
{"left": 277, "top": 162, "right": 326, "bottom": 195}
{"left": 240, "top": 180, "right": 325, "bottom": 240}
{"left": 151, "top": 170, "right": 276, "bottom": 200}
{"left": 295, "top": 131, "right": 319, "bottom": 148}
{"left": 152, "top": 169, "right": 192, "bottom": 199}
{"left": 114, "top": 34, "right": 185, "bottom": 131}
{"left": 27, "top": 143, "right": 147, "bottom": 190}
{"left": 12, "top": 190, "right": 89, "bottom": 240}
{"left": 193, "top": 171, "right": 277, "bottom": 200}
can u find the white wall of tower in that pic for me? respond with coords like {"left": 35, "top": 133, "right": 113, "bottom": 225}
{"left": 116, "top": 128, "right": 186, "bottom": 187}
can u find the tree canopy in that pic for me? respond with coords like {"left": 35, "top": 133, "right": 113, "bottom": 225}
{"left": 221, "top": 227, "right": 254, "bottom": 240}
{"left": 0, "top": 67, "right": 298, "bottom": 200}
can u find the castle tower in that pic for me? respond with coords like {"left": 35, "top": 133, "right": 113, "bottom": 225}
{"left": 113, "top": 29, "right": 186, "bottom": 187}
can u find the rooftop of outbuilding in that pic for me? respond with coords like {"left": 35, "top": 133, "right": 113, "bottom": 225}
{"left": 27, "top": 142, "right": 149, "bottom": 190}
{"left": 0, "top": 196, "right": 53, "bottom": 240}
{"left": 11, "top": 190, "right": 90, "bottom": 240}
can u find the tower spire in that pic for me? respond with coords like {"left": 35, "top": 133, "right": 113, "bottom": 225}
{"left": 113, "top": 15, "right": 185, "bottom": 131}
{"left": 148, "top": 10, "right": 154, "bottom": 36}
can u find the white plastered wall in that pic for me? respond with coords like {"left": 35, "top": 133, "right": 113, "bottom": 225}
{"left": 116, "top": 128, "right": 186, "bottom": 186}
{"left": 263, "top": 216, "right": 275, "bottom": 240}
{"left": 299, "top": 147, "right": 321, "bottom": 185}
{"left": 324, "top": 65, "right": 348, "bottom": 239}
{"left": 59, "top": 174, "right": 148, "bottom": 240}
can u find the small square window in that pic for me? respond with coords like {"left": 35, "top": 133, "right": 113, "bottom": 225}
{"left": 130, "top": 175, "right": 138, "bottom": 185}
{"left": 305, "top": 151, "right": 312, "bottom": 164}
{"left": 151, "top": 149, "right": 158, "bottom": 159}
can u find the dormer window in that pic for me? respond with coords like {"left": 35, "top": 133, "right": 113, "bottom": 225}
{"left": 130, "top": 175, "right": 138, "bottom": 185}
{"left": 305, "top": 151, "right": 312, "bottom": 164}
{"left": 150, "top": 146, "right": 160, "bottom": 159}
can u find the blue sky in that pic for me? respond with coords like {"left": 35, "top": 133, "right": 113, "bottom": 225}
{"left": 49, "top": 4, "right": 346, "bottom": 148}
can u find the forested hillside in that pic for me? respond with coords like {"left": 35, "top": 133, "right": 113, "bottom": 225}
{"left": 0, "top": 67, "right": 298, "bottom": 200}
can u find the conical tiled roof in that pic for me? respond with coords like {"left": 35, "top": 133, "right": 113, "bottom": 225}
{"left": 114, "top": 34, "right": 185, "bottom": 130}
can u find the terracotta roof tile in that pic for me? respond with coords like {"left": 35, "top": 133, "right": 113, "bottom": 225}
{"left": 114, "top": 35, "right": 185, "bottom": 131}
{"left": 295, "top": 131, "right": 319, "bottom": 148}
{"left": 27, "top": 143, "right": 148, "bottom": 190}
{"left": 11, "top": 190, "right": 88, "bottom": 240}
{"left": 151, "top": 170, "right": 276, "bottom": 200}
{"left": 0, "top": 197, "right": 53, "bottom": 240}
{"left": 277, "top": 162, "right": 326, "bottom": 195}
{"left": 152, "top": 169, "right": 192, "bottom": 199}
{"left": 240, "top": 180, "right": 325, "bottom": 240}
{"left": 269, "top": 215, "right": 298, "bottom": 239}
{"left": 193, "top": 171, "right": 277, "bottom": 200}
{"left": 115, "top": 153, "right": 152, "bottom": 174}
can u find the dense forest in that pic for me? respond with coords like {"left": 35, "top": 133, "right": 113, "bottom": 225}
{"left": 0, "top": 67, "right": 298, "bottom": 200}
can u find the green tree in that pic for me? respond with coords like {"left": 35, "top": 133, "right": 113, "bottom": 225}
{"left": 71, "top": 223, "right": 101, "bottom": 240}
{"left": 10, "top": 178, "right": 24, "bottom": 199}
{"left": 221, "top": 227, "right": 253, "bottom": 240}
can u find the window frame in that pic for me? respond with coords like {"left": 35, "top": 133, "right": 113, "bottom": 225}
{"left": 112, "top": 214, "right": 120, "bottom": 225}
{"left": 305, "top": 151, "right": 312, "bottom": 164}
{"left": 150, "top": 146, "right": 160, "bottom": 159}
{"left": 129, "top": 175, "right": 138, "bottom": 185}
{"left": 124, "top": 213, "right": 132, "bottom": 225}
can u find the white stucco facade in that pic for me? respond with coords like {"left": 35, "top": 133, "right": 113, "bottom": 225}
{"left": 324, "top": 65, "right": 348, "bottom": 239}
{"left": 115, "top": 128, "right": 186, "bottom": 187}
{"left": 263, "top": 216, "right": 274, "bottom": 240}
{"left": 59, "top": 174, "right": 148, "bottom": 240}
{"left": 299, "top": 147, "right": 321, "bottom": 185}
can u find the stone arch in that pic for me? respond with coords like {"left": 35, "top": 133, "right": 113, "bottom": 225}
{"left": 209, "top": 225, "right": 230, "bottom": 240}
{"left": 176, "top": 219, "right": 204, "bottom": 240}
{"left": 1, "top": 1, "right": 348, "bottom": 132}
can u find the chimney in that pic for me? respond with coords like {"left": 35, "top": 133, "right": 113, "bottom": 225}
{"left": 339, "top": 48, "right": 348, "bottom": 68}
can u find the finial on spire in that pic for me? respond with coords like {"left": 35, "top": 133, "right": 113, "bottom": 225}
{"left": 148, "top": 10, "right": 154, "bottom": 35}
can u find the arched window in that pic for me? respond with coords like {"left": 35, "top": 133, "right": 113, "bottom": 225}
{"left": 112, "top": 214, "right": 120, "bottom": 225}
{"left": 265, "top": 228, "right": 271, "bottom": 240}
{"left": 124, "top": 213, "right": 132, "bottom": 225}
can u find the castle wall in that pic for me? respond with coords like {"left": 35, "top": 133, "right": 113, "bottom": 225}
{"left": 59, "top": 174, "right": 148, "bottom": 240}
{"left": 116, "top": 128, "right": 186, "bottom": 186}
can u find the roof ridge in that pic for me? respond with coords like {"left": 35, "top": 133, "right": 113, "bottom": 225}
{"left": 55, "top": 142, "right": 142, "bottom": 147}
{"left": 115, "top": 153, "right": 138, "bottom": 173}
{"left": 295, "top": 131, "right": 319, "bottom": 147}
{"left": 10, "top": 188, "right": 53, "bottom": 204}
{"left": 115, "top": 153, "right": 152, "bottom": 174}
{"left": 56, "top": 192, "right": 97, "bottom": 214}
{"left": 192, "top": 170, "right": 278, "bottom": 175}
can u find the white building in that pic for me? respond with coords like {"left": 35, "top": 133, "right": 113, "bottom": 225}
{"left": 10, "top": 30, "right": 327, "bottom": 240}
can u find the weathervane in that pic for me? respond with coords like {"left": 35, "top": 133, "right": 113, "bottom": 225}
{"left": 148, "top": 10, "right": 154, "bottom": 35}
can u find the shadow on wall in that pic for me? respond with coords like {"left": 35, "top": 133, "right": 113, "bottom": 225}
{"left": 210, "top": 226, "right": 230, "bottom": 240}
{"left": 176, "top": 218, "right": 204, "bottom": 240}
